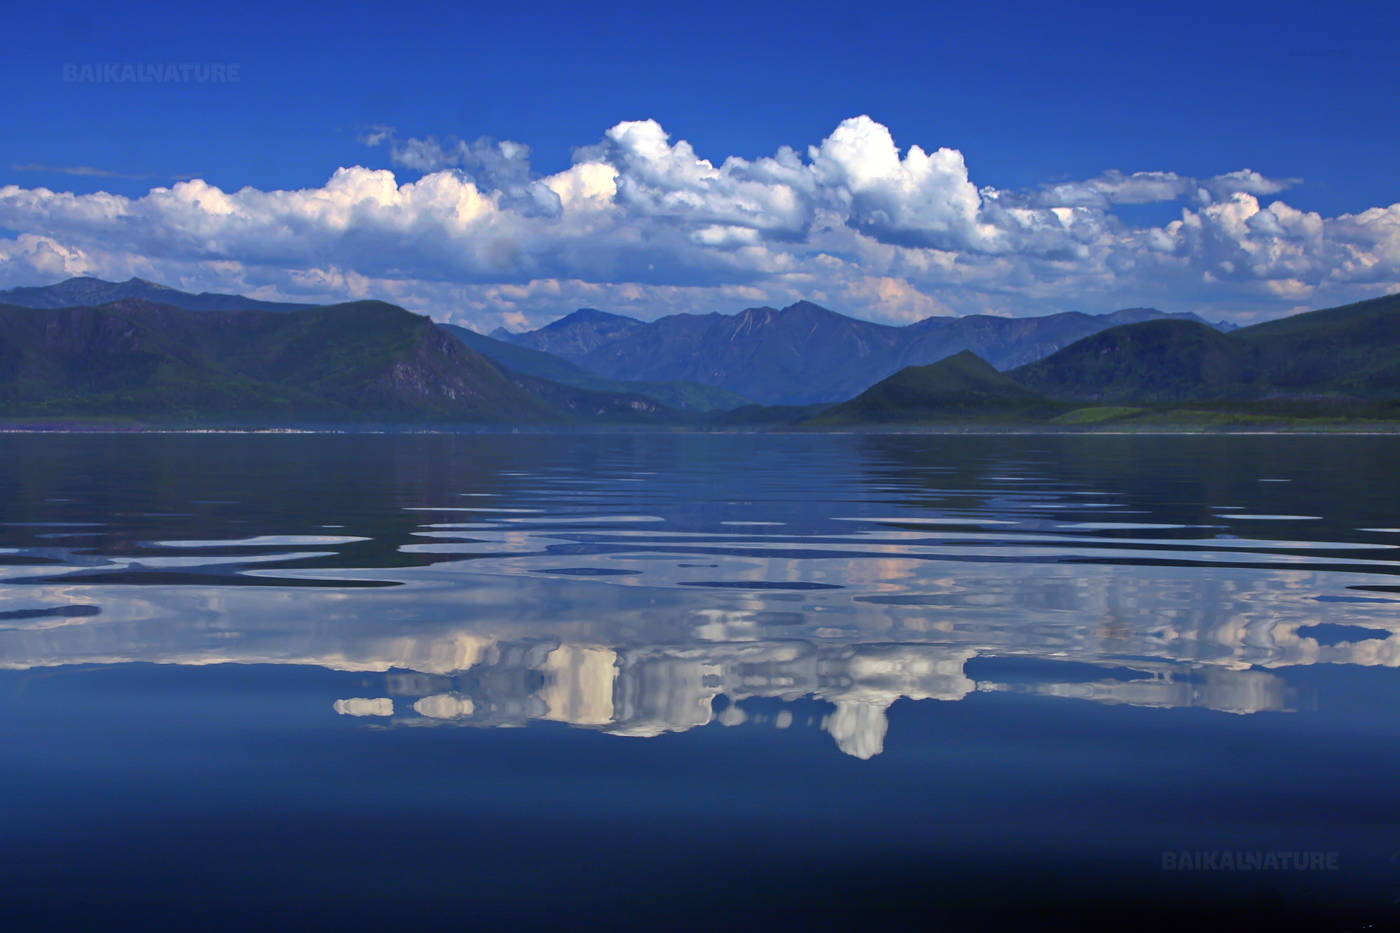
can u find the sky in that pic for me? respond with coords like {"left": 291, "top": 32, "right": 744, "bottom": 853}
{"left": 1, "top": 0, "right": 1397, "bottom": 329}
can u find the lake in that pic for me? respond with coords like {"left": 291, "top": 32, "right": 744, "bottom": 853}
{"left": 2, "top": 432, "right": 1398, "bottom": 930}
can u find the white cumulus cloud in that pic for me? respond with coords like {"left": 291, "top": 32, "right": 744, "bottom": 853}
{"left": 1, "top": 115, "right": 1396, "bottom": 328}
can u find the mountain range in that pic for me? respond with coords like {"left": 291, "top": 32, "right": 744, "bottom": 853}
{"left": 0, "top": 276, "right": 1395, "bottom": 428}
{"left": 493, "top": 301, "right": 1232, "bottom": 405}
{"left": 441, "top": 324, "right": 750, "bottom": 412}
{"left": 0, "top": 276, "right": 314, "bottom": 313}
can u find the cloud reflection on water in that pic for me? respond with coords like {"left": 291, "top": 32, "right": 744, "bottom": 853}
{"left": 1, "top": 433, "right": 1397, "bottom": 759}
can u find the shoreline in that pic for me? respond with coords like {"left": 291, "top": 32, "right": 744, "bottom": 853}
{"left": 4, "top": 423, "right": 1400, "bottom": 436}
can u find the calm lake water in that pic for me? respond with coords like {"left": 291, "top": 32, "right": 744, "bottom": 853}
{"left": 2, "top": 432, "right": 1399, "bottom": 930}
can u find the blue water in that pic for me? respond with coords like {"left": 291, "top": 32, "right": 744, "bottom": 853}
{"left": 1, "top": 433, "right": 1398, "bottom": 930}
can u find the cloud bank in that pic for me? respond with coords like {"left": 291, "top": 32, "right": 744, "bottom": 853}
{"left": 2, "top": 116, "right": 1396, "bottom": 328}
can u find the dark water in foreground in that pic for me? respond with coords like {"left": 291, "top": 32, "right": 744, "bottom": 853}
{"left": 1, "top": 432, "right": 1399, "bottom": 931}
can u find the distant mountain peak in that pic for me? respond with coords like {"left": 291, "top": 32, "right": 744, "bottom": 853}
{"left": 780, "top": 300, "right": 837, "bottom": 316}
{"left": 532, "top": 307, "right": 644, "bottom": 337}
{"left": 125, "top": 276, "right": 172, "bottom": 290}
{"left": 549, "top": 307, "right": 641, "bottom": 327}
{"left": 494, "top": 306, "right": 646, "bottom": 357}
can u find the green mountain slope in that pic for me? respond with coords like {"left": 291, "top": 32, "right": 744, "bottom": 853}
{"left": 812, "top": 351, "right": 1062, "bottom": 423}
{"left": 1013, "top": 293, "right": 1400, "bottom": 404}
{"left": 1231, "top": 292, "right": 1400, "bottom": 398}
{"left": 0, "top": 300, "right": 556, "bottom": 423}
{"left": 1012, "top": 320, "right": 1248, "bottom": 402}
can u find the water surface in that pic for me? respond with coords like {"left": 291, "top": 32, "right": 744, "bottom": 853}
{"left": 2, "top": 433, "right": 1399, "bottom": 929}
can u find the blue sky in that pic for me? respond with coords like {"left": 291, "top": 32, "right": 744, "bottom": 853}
{"left": 2, "top": 0, "right": 1397, "bottom": 328}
